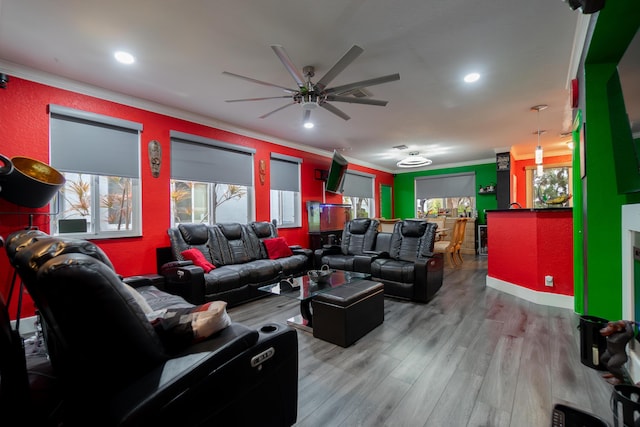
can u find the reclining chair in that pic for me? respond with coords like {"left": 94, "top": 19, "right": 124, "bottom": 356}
{"left": 371, "top": 220, "right": 444, "bottom": 302}
{"left": 314, "top": 218, "right": 380, "bottom": 272}
{"left": 4, "top": 229, "right": 298, "bottom": 426}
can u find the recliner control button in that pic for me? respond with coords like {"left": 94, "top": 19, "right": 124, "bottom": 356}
{"left": 251, "top": 347, "right": 275, "bottom": 367}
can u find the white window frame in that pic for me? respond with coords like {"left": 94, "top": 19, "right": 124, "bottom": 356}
{"left": 169, "top": 131, "right": 255, "bottom": 225}
{"left": 342, "top": 171, "right": 375, "bottom": 218}
{"left": 49, "top": 105, "right": 142, "bottom": 239}
{"left": 270, "top": 153, "right": 302, "bottom": 228}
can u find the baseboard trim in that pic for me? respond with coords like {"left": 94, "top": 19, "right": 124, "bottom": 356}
{"left": 486, "top": 275, "right": 574, "bottom": 309}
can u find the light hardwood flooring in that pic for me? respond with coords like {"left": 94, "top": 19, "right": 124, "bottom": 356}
{"left": 228, "top": 256, "right": 615, "bottom": 427}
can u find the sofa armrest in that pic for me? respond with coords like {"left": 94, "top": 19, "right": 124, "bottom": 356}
{"left": 412, "top": 254, "right": 444, "bottom": 302}
{"left": 108, "top": 322, "right": 298, "bottom": 427}
{"left": 160, "top": 262, "right": 206, "bottom": 305}
{"left": 123, "top": 274, "right": 166, "bottom": 291}
{"left": 313, "top": 245, "right": 342, "bottom": 269}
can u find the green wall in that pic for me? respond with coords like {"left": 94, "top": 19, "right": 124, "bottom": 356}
{"left": 394, "top": 163, "right": 498, "bottom": 223}
{"left": 579, "top": 1, "right": 640, "bottom": 319}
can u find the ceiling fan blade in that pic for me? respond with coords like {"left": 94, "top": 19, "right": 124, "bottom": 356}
{"left": 271, "top": 45, "right": 305, "bottom": 87}
{"left": 315, "top": 45, "right": 364, "bottom": 91}
{"left": 225, "top": 96, "right": 292, "bottom": 103}
{"left": 325, "top": 95, "right": 388, "bottom": 107}
{"left": 222, "top": 71, "right": 296, "bottom": 92}
{"left": 325, "top": 73, "right": 400, "bottom": 95}
{"left": 259, "top": 102, "right": 296, "bottom": 119}
{"left": 320, "top": 102, "right": 351, "bottom": 121}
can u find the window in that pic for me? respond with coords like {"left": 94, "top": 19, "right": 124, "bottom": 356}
{"left": 49, "top": 105, "right": 142, "bottom": 238}
{"left": 342, "top": 171, "right": 374, "bottom": 218}
{"left": 170, "top": 131, "right": 254, "bottom": 225}
{"left": 270, "top": 154, "right": 302, "bottom": 227}
{"left": 526, "top": 163, "right": 573, "bottom": 208}
{"left": 415, "top": 172, "right": 476, "bottom": 218}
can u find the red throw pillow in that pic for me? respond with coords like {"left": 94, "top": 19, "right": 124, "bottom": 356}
{"left": 263, "top": 237, "right": 293, "bottom": 260}
{"left": 181, "top": 248, "right": 215, "bottom": 273}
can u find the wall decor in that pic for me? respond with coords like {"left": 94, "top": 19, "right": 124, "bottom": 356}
{"left": 496, "top": 152, "right": 510, "bottom": 171}
{"left": 148, "top": 140, "right": 162, "bottom": 178}
{"left": 259, "top": 159, "right": 266, "bottom": 185}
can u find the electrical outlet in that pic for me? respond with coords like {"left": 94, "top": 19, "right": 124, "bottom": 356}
{"left": 545, "top": 275, "right": 554, "bottom": 287}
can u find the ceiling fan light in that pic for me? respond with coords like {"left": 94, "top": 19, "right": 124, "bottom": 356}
{"left": 303, "top": 121, "right": 314, "bottom": 129}
{"left": 397, "top": 152, "right": 432, "bottom": 168}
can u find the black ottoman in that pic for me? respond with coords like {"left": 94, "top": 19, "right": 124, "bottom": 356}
{"left": 311, "top": 280, "right": 384, "bottom": 347}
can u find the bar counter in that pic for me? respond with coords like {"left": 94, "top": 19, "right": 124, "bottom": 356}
{"left": 485, "top": 208, "right": 574, "bottom": 308}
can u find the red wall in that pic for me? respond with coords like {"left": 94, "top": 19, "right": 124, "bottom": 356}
{"left": 0, "top": 77, "right": 393, "bottom": 318}
{"left": 487, "top": 210, "right": 573, "bottom": 296}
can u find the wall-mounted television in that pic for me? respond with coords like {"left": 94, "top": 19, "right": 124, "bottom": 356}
{"left": 325, "top": 150, "right": 348, "bottom": 193}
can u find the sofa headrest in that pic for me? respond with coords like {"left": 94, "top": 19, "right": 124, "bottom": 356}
{"left": 250, "top": 221, "right": 274, "bottom": 239}
{"left": 399, "top": 220, "right": 428, "bottom": 237}
{"left": 8, "top": 231, "right": 115, "bottom": 282}
{"left": 5, "top": 229, "right": 50, "bottom": 265}
{"left": 178, "top": 223, "right": 210, "bottom": 245}
{"left": 349, "top": 218, "right": 375, "bottom": 234}
{"left": 217, "top": 223, "right": 243, "bottom": 240}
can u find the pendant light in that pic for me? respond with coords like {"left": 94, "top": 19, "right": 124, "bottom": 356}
{"left": 531, "top": 104, "right": 548, "bottom": 172}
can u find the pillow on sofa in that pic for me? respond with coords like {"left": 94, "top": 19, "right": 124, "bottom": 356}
{"left": 150, "top": 301, "right": 232, "bottom": 352}
{"left": 263, "top": 237, "right": 293, "bottom": 259}
{"left": 181, "top": 248, "right": 215, "bottom": 273}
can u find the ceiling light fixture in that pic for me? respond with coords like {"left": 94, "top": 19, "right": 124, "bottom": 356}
{"left": 396, "top": 151, "right": 432, "bottom": 168}
{"left": 303, "top": 121, "right": 314, "bottom": 129}
{"left": 464, "top": 73, "right": 480, "bottom": 83}
{"left": 114, "top": 51, "right": 135, "bottom": 65}
{"left": 531, "top": 104, "right": 548, "bottom": 166}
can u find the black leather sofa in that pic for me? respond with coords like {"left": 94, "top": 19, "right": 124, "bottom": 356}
{"left": 5, "top": 229, "right": 298, "bottom": 426}
{"left": 315, "top": 218, "right": 444, "bottom": 303}
{"left": 162, "top": 221, "right": 312, "bottom": 306}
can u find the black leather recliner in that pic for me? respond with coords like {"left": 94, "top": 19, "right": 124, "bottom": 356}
{"left": 314, "top": 218, "right": 380, "bottom": 272}
{"left": 4, "top": 229, "right": 298, "bottom": 426}
{"left": 370, "top": 220, "right": 444, "bottom": 302}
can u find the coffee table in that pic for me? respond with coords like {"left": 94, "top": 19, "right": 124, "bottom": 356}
{"left": 258, "top": 270, "right": 371, "bottom": 331}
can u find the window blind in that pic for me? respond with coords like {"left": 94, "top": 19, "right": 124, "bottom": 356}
{"left": 270, "top": 153, "right": 301, "bottom": 192}
{"left": 49, "top": 104, "right": 141, "bottom": 178}
{"left": 342, "top": 171, "right": 374, "bottom": 198}
{"left": 415, "top": 172, "right": 476, "bottom": 199}
{"left": 170, "top": 131, "right": 255, "bottom": 186}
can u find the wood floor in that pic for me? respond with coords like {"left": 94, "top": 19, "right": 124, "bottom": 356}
{"left": 228, "top": 256, "right": 615, "bottom": 427}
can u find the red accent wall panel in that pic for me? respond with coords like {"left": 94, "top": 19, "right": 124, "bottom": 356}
{"left": 0, "top": 77, "right": 393, "bottom": 318}
{"left": 487, "top": 210, "right": 573, "bottom": 296}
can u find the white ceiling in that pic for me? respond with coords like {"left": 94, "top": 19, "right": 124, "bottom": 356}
{"left": 0, "top": 0, "right": 594, "bottom": 172}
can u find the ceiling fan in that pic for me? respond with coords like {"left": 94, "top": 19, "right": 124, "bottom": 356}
{"left": 223, "top": 45, "right": 400, "bottom": 124}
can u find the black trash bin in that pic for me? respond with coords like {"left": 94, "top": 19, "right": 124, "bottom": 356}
{"left": 611, "top": 385, "right": 640, "bottom": 427}
{"left": 551, "top": 404, "right": 610, "bottom": 427}
{"left": 578, "top": 315, "right": 609, "bottom": 370}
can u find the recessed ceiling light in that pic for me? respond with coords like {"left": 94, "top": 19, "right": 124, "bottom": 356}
{"left": 464, "top": 73, "right": 480, "bottom": 83}
{"left": 303, "top": 121, "right": 314, "bottom": 129}
{"left": 114, "top": 51, "right": 135, "bottom": 65}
